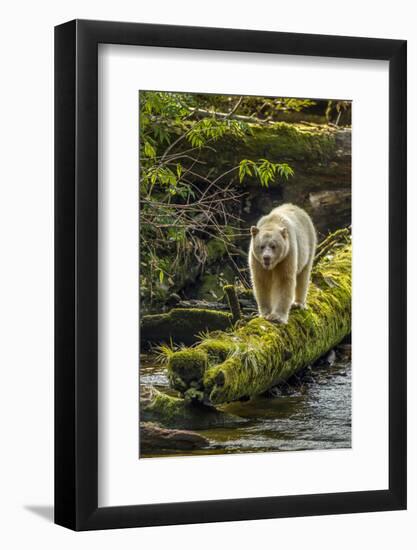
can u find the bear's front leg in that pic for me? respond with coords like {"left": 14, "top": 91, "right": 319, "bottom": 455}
{"left": 254, "top": 286, "right": 272, "bottom": 318}
{"left": 250, "top": 257, "right": 272, "bottom": 317}
{"left": 258, "top": 304, "right": 271, "bottom": 318}
{"left": 266, "top": 273, "right": 296, "bottom": 324}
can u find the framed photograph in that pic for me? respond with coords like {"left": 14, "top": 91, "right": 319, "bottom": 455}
{"left": 55, "top": 19, "right": 406, "bottom": 530}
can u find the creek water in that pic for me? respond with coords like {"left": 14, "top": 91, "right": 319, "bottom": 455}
{"left": 140, "top": 348, "right": 351, "bottom": 457}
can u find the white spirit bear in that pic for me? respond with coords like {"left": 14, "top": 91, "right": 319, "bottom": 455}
{"left": 249, "top": 203, "right": 317, "bottom": 324}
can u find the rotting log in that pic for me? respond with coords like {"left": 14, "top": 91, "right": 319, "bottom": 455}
{"left": 140, "top": 386, "right": 245, "bottom": 430}
{"left": 166, "top": 230, "right": 351, "bottom": 405}
{"left": 176, "top": 299, "right": 229, "bottom": 311}
{"left": 140, "top": 422, "right": 209, "bottom": 453}
{"left": 140, "top": 308, "right": 232, "bottom": 348}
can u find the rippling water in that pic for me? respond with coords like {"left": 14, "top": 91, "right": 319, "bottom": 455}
{"left": 140, "top": 349, "right": 351, "bottom": 457}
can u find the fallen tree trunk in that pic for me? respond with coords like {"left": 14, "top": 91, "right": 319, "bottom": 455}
{"left": 166, "top": 230, "right": 351, "bottom": 405}
{"left": 176, "top": 299, "right": 229, "bottom": 311}
{"left": 140, "top": 308, "right": 232, "bottom": 348}
{"left": 140, "top": 386, "right": 245, "bottom": 430}
{"left": 140, "top": 422, "right": 209, "bottom": 453}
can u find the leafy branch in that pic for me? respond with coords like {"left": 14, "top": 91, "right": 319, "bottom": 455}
{"left": 238, "top": 159, "right": 294, "bottom": 187}
{"left": 139, "top": 91, "right": 295, "bottom": 310}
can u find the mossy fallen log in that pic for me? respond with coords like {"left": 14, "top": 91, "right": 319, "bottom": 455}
{"left": 166, "top": 231, "right": 351, "bottom": 405}
{"left": 199, "top": 123, "right": 342, "bottom": 176}
{"left": 140, "top": 386, "right": 245, "bottom": 430}
{"left": 140, "top": 308, "right": 232, "bottom": 348}
{"left": 242, "top": 123, "right": 339, "bottom": 163}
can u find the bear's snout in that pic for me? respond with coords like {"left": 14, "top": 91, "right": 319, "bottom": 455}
{"left": 262, "top": 254, "right": 272, "bottom": 267}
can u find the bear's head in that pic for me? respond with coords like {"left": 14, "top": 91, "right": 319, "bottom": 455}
{"left": 250, "top": 225, "right": 289, "bottom": 270}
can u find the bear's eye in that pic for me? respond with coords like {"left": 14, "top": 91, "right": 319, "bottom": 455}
{"left": 270, "top": 244, "right": 276, "bottom": 250}
{"left": 260, "top": 245, "right": 265, "bottom": 250}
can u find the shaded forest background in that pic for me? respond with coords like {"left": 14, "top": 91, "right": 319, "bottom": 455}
{"left": 140, "top": 92, "right": 351, "bottom": 314}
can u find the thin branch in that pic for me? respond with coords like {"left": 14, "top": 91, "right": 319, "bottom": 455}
{"left": 224, "top": 96, "right": 243, "bottom": 119}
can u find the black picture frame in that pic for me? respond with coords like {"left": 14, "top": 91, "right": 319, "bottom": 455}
{"left": 55, "top": 19, "right": 407, "bottom": 531}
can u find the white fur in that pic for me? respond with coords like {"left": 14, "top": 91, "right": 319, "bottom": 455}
{"left": 249, "top": 203, "right": 317, "bottom": 324}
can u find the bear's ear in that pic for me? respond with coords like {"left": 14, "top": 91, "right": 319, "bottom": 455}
{"left": 251, "top": 226, "right": 259, "bottom": 237}
{"left": 280, "top": 226, "right": 288, "bottom": 238}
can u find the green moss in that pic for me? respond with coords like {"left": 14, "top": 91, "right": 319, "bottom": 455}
{"left": 193, "top": 122, "right": 340, "bottom": 184}
{"left": 241, "top": 123, "right": 337, "bottom": 165}
{"left": 140, "top": 386, "right": 244, "bottom": 429}
{"left": 199, "top": 339, "right": 232, "bottom": 364}
{"left": 141, "top": 308, "right": 232, "bottom": 347}
{"left": 168, "top": 349, "right": 208, "bottom": 392}
{"left": 167, "top": 232, "right": 351, "bottom": 404}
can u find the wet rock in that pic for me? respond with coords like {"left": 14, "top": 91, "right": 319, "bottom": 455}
{"left": 317, "top": 349, "right": 336, "bottom": 367}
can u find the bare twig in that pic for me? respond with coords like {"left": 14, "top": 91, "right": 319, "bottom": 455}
{"left": 224, "top": 96, "right": 243, "bottom": 119}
